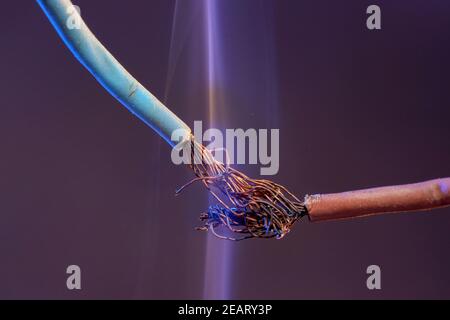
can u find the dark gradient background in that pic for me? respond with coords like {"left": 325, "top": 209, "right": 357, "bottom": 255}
{"left": 1, "top": 0, "right": 449, "bottom": 299}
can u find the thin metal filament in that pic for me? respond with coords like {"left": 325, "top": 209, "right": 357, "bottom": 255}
{"left": 176, "top": 135, "right": 307, "bottom": 240}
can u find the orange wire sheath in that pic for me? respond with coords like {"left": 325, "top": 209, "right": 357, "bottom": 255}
{"left": 306, "top": 178, "right": 450, "bottom": 222}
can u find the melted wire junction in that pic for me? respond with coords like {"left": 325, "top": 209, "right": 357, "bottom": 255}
{"left": 176, "top": 135, "right": 307, "bottom": 240}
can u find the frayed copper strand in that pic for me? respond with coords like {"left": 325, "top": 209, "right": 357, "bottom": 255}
{"left": 176, "top": 135, "right": 307, "bottom": 240}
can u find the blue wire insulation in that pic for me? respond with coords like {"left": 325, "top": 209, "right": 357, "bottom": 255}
{"left": 37, "top": 0, "right": 191, "bottom": 147}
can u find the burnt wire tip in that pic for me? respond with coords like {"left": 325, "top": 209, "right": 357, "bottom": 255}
{"left": 176, "top": 135, "right": 308, "bottom": 241}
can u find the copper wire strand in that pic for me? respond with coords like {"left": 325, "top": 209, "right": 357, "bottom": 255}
{"left": 176, "top": 135, "right": 307, "bottom": 240}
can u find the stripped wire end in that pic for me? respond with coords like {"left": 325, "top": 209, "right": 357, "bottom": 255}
{"left": 176, "top": 135, "right": 307, "bottom": 240}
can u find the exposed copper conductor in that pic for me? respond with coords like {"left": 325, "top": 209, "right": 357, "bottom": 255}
{"left": 176, "top": 136, "right": 306, "bottom": 240}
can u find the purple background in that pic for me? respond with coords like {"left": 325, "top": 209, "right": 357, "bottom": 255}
{"left": 0, "top": 0, "right": 449, "bottom": 299}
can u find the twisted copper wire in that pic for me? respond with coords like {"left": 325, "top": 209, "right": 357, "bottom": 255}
{"left": 176, "top": 135, "right": 307, "bottom": 240}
